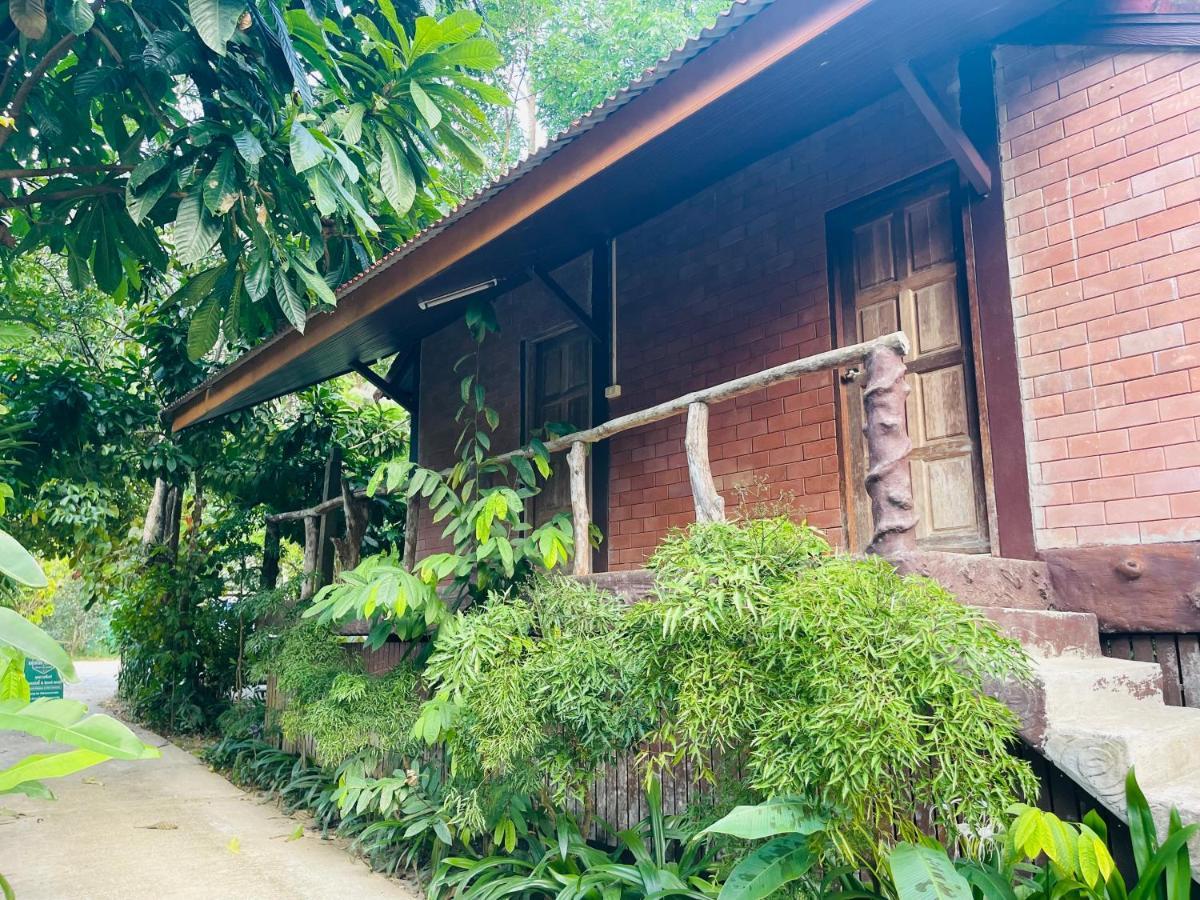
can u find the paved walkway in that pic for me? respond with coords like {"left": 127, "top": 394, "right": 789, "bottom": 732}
{"left": 0, "top": 661, "right": 422, "bottom": 900}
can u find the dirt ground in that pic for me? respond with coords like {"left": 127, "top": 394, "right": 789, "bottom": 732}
{"left": 0, "top": 660, "right": 422, "bottom": 900}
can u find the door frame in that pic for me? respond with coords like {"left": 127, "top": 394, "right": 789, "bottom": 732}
{"left": 826, "top": 162, "right": 995, "bottom": 554}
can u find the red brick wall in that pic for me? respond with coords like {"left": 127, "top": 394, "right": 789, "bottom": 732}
{"left": 416, "top": 87, "right": 951, "bottom": 569}
{"left": 996, "top": 45, "right": 1200, "bottom": 549}
{"left": 604, "top": 91, "right": 948, "bottom": 567}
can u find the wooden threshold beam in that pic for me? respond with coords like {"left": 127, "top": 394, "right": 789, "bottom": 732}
{"left": 532, "top": 265, "right": 603, "bottom": 344}
{"left": 894, "top": 61, "right": 992, "bottom": 196}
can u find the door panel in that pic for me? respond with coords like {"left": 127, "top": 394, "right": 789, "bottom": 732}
{"left": 528, "top": 329, "right": 591, "bottom": 526}
{"left": 832, "top": 170, "right": 990, "bottom": 554}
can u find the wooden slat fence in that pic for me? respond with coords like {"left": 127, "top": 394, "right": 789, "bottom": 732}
{"left": 1102, "top": 632, "right": 1200, "bottom": 709}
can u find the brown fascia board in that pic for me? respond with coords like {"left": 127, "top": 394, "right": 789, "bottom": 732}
{"left": 166, "top": 0, "right": 875, "bottom": 432}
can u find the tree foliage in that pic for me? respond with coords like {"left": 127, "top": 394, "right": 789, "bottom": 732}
{"left": 1, "top": 0, "right": 508, "bottom": 360}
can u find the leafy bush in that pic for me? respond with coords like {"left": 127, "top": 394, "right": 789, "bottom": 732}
{"left": 419, "top": 575, "right": 656, "bottom": 836}
{"left": 263, "top": 621, "right": 424, "bottom": 767}
{"left": 626, "top": 518, "right": 1037, "bottom": 863}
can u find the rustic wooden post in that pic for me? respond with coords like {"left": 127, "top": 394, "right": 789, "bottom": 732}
{"left": 332, "top": 476, "right": 369, "bottom": 572}
{"left": 685, "top": 402, "right": 725, "bottom": 523}
{"left": 861, "top": 343, "right": 917, "bottom": 555}
{"left": 568, "top": 441, "right": 591, "bottom": 576}
{"left": 402, "top": 494, "right": 420, "bottom": 571}
{"left": 262, "top": 520, "right": 281, "bottom": 591}
{"left": 299, "top": 514, "right": 320, "bottom": 600}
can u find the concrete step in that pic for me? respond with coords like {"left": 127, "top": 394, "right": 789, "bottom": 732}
{"left": 1037, "top": 657, "right": 1165, "bottom": 718}
{"left": 976, "top": 607, "right": 1101, "bottom": 658}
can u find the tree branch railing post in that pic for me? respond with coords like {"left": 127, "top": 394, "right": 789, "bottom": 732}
{"left": 685, "top": 402, "right": 724, "bottom": 523}
{"left": 568, "top": 442, "right": 591, "bottom": 575}
{"left": 263, "top": 331, "right": 916, "bottom": 585}
{"left": 861, "top": 342, "right": 918, "bottom": 555}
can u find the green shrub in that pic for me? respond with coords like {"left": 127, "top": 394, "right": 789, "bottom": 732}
{"left": 267, "top": 621, "right": 424, "bottom": 767}
{"left": 627, "top": 518, "right": 1037, "bottom": 862}
{"left": 420, "top": 575, "right": 656, "bottom": 835}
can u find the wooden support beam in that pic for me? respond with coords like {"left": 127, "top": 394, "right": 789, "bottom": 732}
{"left": 532, "top": 265, "right": 603, "bottom": 344}
{"left": 894, "top": 61, "right": 992, "bottom": 196}
{"left": 685, "top": 402, "right": 725, "bottom": 523}
{"left": 350, "top": 360, "right": 415, "bottom": 410}
{"left": 568, "top": 442, "right": 591, "bottom": 576}
{"left": 861, "top": 345, "right": 917, "bottom": 555}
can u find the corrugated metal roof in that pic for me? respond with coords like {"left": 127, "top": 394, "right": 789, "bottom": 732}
{"left": 164, "top": 0, "right": 774, "bottom": 417}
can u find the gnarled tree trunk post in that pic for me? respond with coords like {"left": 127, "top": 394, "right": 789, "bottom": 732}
{"left": 568, "top": 441, "right": 591, "bottom": 576}
{"left": 141, "top": 477, "right": 167, "bottom": 546}
{"left": 299, "top": 514, "right": 321, "bottom": 601}
{"left": 332, "top": 476, "right": 369, "bottom": 572}
{"left": 861, "top": 344, "right": 917, "bottom": 555}
{"left": 261, "top": 520, "right": 281, "bottom": 592}
{"left": 402, "top": 494, "right": 420, "bottom": 572}
{"left": 685, "top": 401, "right": 725, "bottom": 523}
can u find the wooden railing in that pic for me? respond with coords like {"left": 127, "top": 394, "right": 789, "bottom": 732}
{"left": 264, "top": 331, "right": 917, "bottom": 591}
{"left": 491, "top": 330, "right": 917, "bottom": 574}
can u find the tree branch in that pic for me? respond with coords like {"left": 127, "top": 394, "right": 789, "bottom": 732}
{"left": 0, "top": 184, "right": 123, "bottom": 207}
{"left": 0, "top": 163, "right": 133, "bottom": 180}
{"left": 0, "top": 33, "right": 79, "bottom": 152}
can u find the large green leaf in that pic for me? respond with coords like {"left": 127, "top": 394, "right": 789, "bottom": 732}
{"left": 700, "top": 799, "right": 825, "bottom": 840}
{"left": 293, "top": 256, "right": 337, "bottom": 307}
{"left": 409, "top": 81, "right": 441, "bottom": 130}
{"left": 0, "top": 528, "right": 47, "bottom": 588}
{"left": 718, "top": 835, "right": 815, "bottom": 900}
{"left": 437, "top": 38, "right": 503, "bottom": 72}
{"left": 187, "top": 294, "right": 222, "bottom": 360}
{"left": 0, "top": 655, "right": 29, "bottom": 703}
{"left": 173, "top": 185, "right": 222, "bottom": 266}
{"left": 273, "top": 268, "right": 307, "bottom": 332}
{"left": 0, "top": 699, "right": 160, "bottom": 760}
{"left": 126, "top": 173, "right": 173, "bottom": 225}
{"left": 0, "top": 608, "right": 77, "bottom": 681}
{"left": 202, "top": 151, "right": 239, "bottom": 215}
{"left": 378, "top": 129, "right": 416, "bottom": 216}
{"left": 289, "top": 121, "right": 325, "bottom": 173}
{"left": 9, "top": 0, "right": 46, "bottom": 39}
{"left": 0, "top": 748, "right": 110, "bottom": 793}
{"left": 61, "top": 0, "right": 94, "bottom": 34}
{"left": 890, "top": 843, "right": 973, "bottom": 900}
{"left": 189, "top": 0, "right": 243, "bottom": 55}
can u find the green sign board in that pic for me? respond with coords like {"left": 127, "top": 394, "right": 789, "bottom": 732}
{"left": 23, "top": 659, "right": 64, "bottom": 700}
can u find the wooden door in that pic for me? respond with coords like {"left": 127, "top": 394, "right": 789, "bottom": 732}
{"left": 527, "top": 329, "right": 591, "bottom": 526}
{"left": 832, "top": 171, "right": 990, "bottom": 554}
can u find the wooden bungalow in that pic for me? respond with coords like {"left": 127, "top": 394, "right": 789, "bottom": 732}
{"left": 168, "top": 0, "right": 1200, "bottom": 864}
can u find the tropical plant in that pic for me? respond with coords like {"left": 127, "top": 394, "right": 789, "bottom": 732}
{"left": 624, "top": 518, "right": 1038, "bottom": 870}
{"left": 428, "top": 777, "right": 721, "bottom": 900}
{"left": 303, "top": 301, "right": 575, "bottom": 648}
{"left": 1, "top": 0, "right": 509, "bottom": 356}
{"left": 882, "top": 769, "right": 1198, "bottom": 900}
{"left": 416, "top": 574, "right": 655, "bottom": 844}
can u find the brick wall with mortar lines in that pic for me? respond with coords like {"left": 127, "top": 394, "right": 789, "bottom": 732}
{"left": 996, "top": 45, "right": 1200, "bottom": 550}
{"left": 604, "top": 89, "right": 949, "bottom": 568}
{"left": 416, "top": 90, "right": 950, "bottom": 568}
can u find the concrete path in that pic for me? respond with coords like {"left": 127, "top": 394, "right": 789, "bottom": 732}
{"left": 0, "top": 660, "right": 422, "bottom": 900}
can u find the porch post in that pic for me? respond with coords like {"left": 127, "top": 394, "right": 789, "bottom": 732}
{"left": 685, "top": 401, "right": 725, "bottom": 523}
{"left": 300, "top": 514, "right": 320, "bottom": 600}
{"left": 568, "top": 441, "right": 592, "bottom": 576}
{"left": 861, "top": 344, "right": 917, "bottom": 555}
